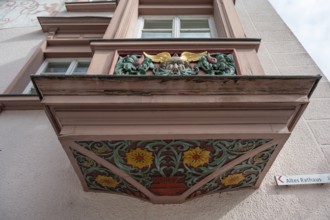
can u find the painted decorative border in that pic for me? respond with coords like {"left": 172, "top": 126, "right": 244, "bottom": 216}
{"left": 71, "top": 149, "right": 149, "bottom": 200}
{"left": 188, "top": 144, "right": 277, "bottom": 198}
{"left": 75, "top": 139, "right": 271, "bottom": 196}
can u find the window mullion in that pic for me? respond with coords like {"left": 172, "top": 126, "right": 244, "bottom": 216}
{"left": 67, "top": 60, "right": 78, "bottom": 75}
{"left": 37, "top": 60, "right": 49, "bottom": 75}
{"left": 137, "top": 17, "right": 144, "bottom": 38}
{"left": 173, "top": 17, "right": 180, "bottom": 38}
{"left": 208, "top": 17, "right": 217, "bottom": 38}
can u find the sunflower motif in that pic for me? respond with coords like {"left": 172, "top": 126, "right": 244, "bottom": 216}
{"left": 221, "top": 173, "right": 245, "bottom": 187}
{"left": 183, "top": 147, "right": 210, "bottom": 168}
{"left": 126, "top": 148, "right": 154, "bottom": 169}
{"left": 95, "top": 175, "right": 118, "bottom": 188}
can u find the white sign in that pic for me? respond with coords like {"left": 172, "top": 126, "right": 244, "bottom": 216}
{"left": 275, "top": 173, "right": 330, "bottom": 186}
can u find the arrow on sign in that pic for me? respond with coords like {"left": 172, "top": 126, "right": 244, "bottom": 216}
{"left": 278, "top": 176, "right": 284, "bottom": 183}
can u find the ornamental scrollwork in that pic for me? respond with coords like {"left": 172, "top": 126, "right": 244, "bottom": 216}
{"left": 75, "top": 139, "right": 271, "bottom": 194}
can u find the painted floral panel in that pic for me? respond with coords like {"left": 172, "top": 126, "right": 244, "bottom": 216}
{"left": 71, "top": 149, "right": 149, "bottom": 201}
{"left": 76, "top": 139, "right": 271, "bottom": 196}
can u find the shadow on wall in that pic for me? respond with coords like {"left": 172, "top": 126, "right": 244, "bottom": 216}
{"left": 0, "top": 32, "right": 44, "bottom": 93}
{"left": 1, "top": 29, "right": 44, "bottom": 43}
{"left": 0, "top": 57, "right": 30, "bottom": 93}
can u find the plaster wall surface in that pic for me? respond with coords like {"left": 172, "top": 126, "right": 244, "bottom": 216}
{"left": 1, "top": 0, "right": 330, "bottom": 219}
{"left": 0, "top": 27, "right": 44, "bottom": 93}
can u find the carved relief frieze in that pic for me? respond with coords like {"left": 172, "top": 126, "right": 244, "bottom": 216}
{"left": 114, "top": 51, "right": 237, "bottom": 76}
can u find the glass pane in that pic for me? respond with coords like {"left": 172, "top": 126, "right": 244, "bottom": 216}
{"left": 73, "top": 62, "right": 90, "bottom": 74}
{"left": 180, "top": 19, "right": 209, "bottom": 29}
{"left": 142, "top": 31, "right": 172, "bottom": 38}
{"left": 25, "top": 85, "right": 37, "bottom": 95}
{"left": 180, "top": 31, "right": 211, "bottom": 38}
{"left": 44, "top": 62, "right": 70, "bottom": 74}
{"left": 144, "top": 20, "right": 172, "bottom": 29}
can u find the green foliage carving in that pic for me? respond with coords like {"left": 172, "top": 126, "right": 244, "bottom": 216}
{"left": 194, "top": 53, "right": 236, "bottom": 75}
{"left": 114, "top": 55, "right": 154, "bottom": 75}
{"left": 114, "top": 53, "right": 237, "bottom": 76}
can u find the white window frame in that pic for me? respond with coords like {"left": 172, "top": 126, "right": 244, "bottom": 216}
{"left": 136, "top": 15, "right": 217, "bottom": 38}
{"left": 23, "top": 58, "right": 91, "bottom": 94}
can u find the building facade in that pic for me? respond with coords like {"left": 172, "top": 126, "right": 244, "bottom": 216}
{"left": 0, "top": 0, "right": 330, "bottom": 219}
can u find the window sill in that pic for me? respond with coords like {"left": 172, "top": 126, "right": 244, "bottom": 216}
{"left": 0, "top": 95, "right": 42, "bottom": 111}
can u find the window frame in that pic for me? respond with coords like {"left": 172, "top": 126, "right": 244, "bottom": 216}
{"left": 136, "top": 15, "right": 218, "bottom": 38}
{"left": 23, "top": 58, "right": 91, "bottom": 94}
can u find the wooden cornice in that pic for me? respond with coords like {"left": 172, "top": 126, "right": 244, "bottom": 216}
{"left": 32, "top": 75, "right": 320, "bottom": 97}
{"left": 38, "top": 17, "right": 111, "bottom": 34}
{"left": 65, "top": 1, "right": 117, "bottom": 12}
{"left": 139, "top": 0, "right": 213, "bottom": 5}
{"left": 90, "top": 38, "right": 262, "bottom": 52}
{"left": 139, "top": 5, "right": 213, "bottom": 15}
{"left": 0, "top": 96, "right": 42, "bottom": 111}
{"left": 32, "top": 75, "right": 320, "bottom": 134}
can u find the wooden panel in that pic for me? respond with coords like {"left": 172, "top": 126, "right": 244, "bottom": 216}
{"left": 60, "top": 124, "right": 289, "bottom": 139}
{"left": 139, "top": 5, "right": 213, "bottom": 15}
{"left": 103, "top": 0, "right": 139, "bottom": 39}
{"left": 113, "top": 0, "right": 138, "bottom": 38}
{"left": 38, "top": 17, "right": 111, "bottom": 34}
{"left": 213, "top": 0, "right": 230, "bottom": 37}
{"left": 90, "top": 39, "right": 261, "bottom": 52}
{"left": 139, "top": 0, "right": 213, "bottom": 4}
{"left": 41, "top": 95, "right": 309, "bottom": 105}
{"left": 0, "top": 96, "right": 42, "bottom": 111}
{"left": 220, "top": 0, "right": 245, "bottom": 38}
{"left": 65, "top": 2, "right": 117, "bottom": 12}
{"left": 32, "top": 75, "right": 318, "bottom": 136}
{"left": 236, "top": 49, "right": 264, "bottom": 74}
{"left": 87, "top": 51, "right": 116, "bottom": 74}
{"left": 33, "top": 75, "right": 320, "bottom": 96}
{"left": 55, "top": 109, "right": 295, "bottom": 126}
{"left": 44, "top": 46, "right": 92, "bottom": 58}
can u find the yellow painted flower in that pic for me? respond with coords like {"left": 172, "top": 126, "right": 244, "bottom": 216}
{"left": 221, "top": 173, "right": 245, "bottom": 187}
{"left": 183, "top": 147, "right": 210, "bottom": 168}
{"left": 95, "top": 175, "right": 118, "bottom": 188}
{"left": 126, "top": 148, "right": 154, "bottom": 169}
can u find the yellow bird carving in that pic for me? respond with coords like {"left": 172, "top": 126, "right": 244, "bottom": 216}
{"left": 143, "top": 51, "right": 207, "bottom": 63}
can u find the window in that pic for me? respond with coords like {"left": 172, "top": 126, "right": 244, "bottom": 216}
{"left": 138, "top": 16, "right": 217, "bottom": 38}
{"left": 23, "top": 58, "right": 91, "bottom": 94}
